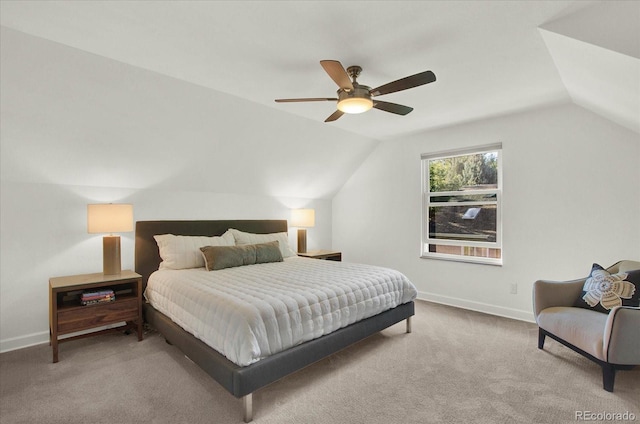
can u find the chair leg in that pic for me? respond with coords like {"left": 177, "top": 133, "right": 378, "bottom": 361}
{"left": 602, "top": 364, "right": 616, "bottom": 392}
{"left": 538, "top": 328, "right": 546, "bottom": 349}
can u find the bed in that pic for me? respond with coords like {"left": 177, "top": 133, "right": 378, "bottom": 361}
{"left": 135, "top": 219, "right": 416, "bottom": 422}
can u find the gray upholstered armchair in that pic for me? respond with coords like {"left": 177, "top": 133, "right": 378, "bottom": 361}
{"left": 533, "top": 260, "right": 640, "bottom": 392}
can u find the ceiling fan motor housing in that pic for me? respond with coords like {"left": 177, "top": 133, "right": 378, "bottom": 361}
{"left": 337, "top": 83, "right": 373, "bottom": 114}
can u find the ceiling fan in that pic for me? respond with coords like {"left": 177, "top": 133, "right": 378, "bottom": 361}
{"left": 275, "top": 60, "right": 436, "bottom": 122}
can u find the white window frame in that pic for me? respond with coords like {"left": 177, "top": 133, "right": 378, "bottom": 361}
{"left": 421, "top": 143, "right": 503, "bottom": 265}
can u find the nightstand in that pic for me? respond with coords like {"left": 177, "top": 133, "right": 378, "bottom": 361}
{"left": 49, "top": 270, "right": 143, "bottom": 363}
{"left": 297, "top": 250, "right": 342, "bottom": 261}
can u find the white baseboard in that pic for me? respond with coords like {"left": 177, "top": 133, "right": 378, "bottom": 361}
{"left": 0, "top": 322, "right": 128, "bottom": 354}
{"left": 417, "top": 291, "right": 536, "bottom": 323}
{"left": 0, "top": 331, "right": 49, "bottom": 354}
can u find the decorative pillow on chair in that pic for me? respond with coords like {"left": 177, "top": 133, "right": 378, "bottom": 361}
{"left": 574, "top": 263, "right": 639, "bottom": 313}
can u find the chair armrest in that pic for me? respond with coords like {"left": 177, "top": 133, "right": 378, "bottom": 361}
{"left": 603, "top": 306, "right": 640, "bottom": 365}
{"left": 532, "top": 278, "right": 585, "bottom": 320}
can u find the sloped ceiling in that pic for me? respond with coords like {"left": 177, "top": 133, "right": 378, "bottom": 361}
{"left": 0, "top": 1, "right": 637, "bottom": 140}
{"left": 539, "top": 1, "right": 640, "bottom": 134}
{"left": 0, "top": 26, "right": 379, "bottom": 199}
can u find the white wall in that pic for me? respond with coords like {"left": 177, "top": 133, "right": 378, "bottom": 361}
{"left": 0, "top": 28, "right": 378, "bottom": 352}
{"left": 333, "top": 102, "right": 640, "bottom": 321}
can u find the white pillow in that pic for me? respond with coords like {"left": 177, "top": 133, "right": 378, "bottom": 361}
{"left": 154, "top": 231, "right": 235, "bottom": 270}
{"left": 228, "top": 229, "right": 296, "bottom": 258}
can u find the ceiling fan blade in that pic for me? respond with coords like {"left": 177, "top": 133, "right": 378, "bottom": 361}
{"left": 320, "top": 60, "right": 354, "bottom": 91}
{"left": 373, "top": 100, "right": 413, "bottom": 115}
{"left": 325, "top": 110, "right": 345, "bottom": 122}
{"left": 370, "top": 70, "right": 436, "bottom": 97}
{"left": 275, "top": 98, "right": 337, "bottom": 103}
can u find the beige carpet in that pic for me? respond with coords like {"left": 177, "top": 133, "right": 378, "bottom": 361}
{"left": 1, "top": 300, "right": 638, "bottom": 424}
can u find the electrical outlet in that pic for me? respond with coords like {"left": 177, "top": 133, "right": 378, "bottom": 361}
{"left": 510, "top": 283, "right": 518, "bottom": 294}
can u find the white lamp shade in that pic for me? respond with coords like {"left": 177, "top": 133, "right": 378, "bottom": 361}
{"left": 291, "top": 209, "right": 315, "bottom": 228}
{"left": 87, "top": 204, "right": 134, "bottom": 234}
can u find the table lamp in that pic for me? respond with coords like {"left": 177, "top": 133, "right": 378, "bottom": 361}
{"left": 87, "top": 203, "right": 134, "bottom": 275}
{"left": 291, "top": 209, "right": 315, "bottom": 254}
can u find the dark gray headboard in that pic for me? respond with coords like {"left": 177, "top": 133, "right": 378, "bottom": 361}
{"left": 135, "top": 220, "right": 288, "bottom": 287}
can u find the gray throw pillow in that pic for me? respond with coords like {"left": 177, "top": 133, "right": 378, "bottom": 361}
{"left": 200, "top": 241, "right": 283, "bottom": 271}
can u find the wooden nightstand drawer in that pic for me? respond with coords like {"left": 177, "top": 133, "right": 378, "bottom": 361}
{"left": 57, "top": 298, "right": 139, "bottom": 334}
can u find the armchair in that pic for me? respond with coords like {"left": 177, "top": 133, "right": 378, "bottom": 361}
{"left": 533, "top": 260, "right": 640, "bottom": 392}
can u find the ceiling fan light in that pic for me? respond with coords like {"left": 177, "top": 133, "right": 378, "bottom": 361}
{"left": 337, "top": 97, "right": 373, "bottom": 114}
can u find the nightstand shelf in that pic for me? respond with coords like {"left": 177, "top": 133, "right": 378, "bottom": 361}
{"left": 49, "top": 270, "right": 143, "bottom": 363}
{"left": 297, "top": 250, "right": 342, "bottom": 261}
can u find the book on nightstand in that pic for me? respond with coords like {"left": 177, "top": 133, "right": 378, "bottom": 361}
{"left": 81, "top": 289, "right": 115, "bottom": 306}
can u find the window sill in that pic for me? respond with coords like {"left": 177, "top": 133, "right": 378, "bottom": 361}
{"left": 420, "top": 253, "right": 503, "bottom": 266}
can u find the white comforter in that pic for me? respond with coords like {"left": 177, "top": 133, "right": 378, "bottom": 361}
{"left": 145, "top": 257, "right": 417, "bottom": 366}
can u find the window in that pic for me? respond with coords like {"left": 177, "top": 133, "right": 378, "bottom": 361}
{"left": 421, "top": 144, "right": 502, "bottom": 265}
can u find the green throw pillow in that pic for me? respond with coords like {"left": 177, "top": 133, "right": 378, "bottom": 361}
{"left": 200, "top": 241, "right": 283, "bottom": 271}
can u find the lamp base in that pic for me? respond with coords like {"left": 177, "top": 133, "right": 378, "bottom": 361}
{"left": 103, "top": 235, "right": 122, "bottom": 275}
{"left": 297, "top": 229, "right": 307, "bottom": 254}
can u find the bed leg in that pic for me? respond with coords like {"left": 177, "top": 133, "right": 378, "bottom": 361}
{"left": 242, "top": 394, "right": 253, "bottom": 423}
{"left": 406, "top": 316, "right": 412, "bottom": 333}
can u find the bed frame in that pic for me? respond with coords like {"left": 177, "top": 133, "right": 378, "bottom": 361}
{"left": 135, "top": 220, "right": 415, "bottom": 422}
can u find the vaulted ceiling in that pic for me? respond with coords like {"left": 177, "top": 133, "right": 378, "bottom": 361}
{"left": 1, "top": 1, "right": 638, "bottom": 140}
